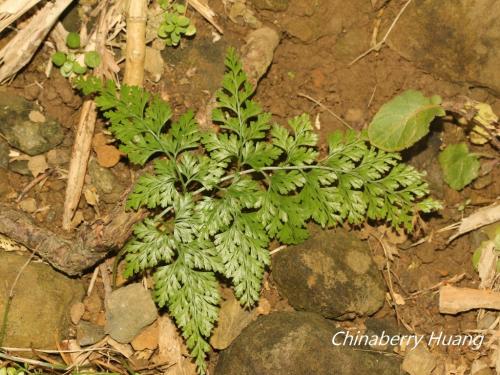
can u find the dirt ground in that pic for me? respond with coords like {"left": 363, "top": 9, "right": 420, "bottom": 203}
{"left": 0, "top": 0, "right": 499, "bottom": 373}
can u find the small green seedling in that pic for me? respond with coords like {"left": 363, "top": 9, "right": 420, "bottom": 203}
{"left": 51, "top": 32, "right": 101, "bottom": 78}
{"left": 0, "top": 367, "right": 25, "bottom": 375}
{"left": 157, "top": 1, "right": 196, "bottom": 46}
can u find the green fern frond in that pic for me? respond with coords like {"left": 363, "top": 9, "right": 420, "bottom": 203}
{"left": 79, "top": 47, "right": 441, "bottom": 374}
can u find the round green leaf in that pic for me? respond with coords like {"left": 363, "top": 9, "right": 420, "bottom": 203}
{"left": 174, "top": 4, "right": 186, "bottom": 13}
{"left": 368, "top": 90, "right": 446, "bottom": 151}
{"left": 158, "top": 23, "right": 175, "bottom": 38}
{"left": 164, "top": 13, "right": 175, "bottom": 23}
{"left": 158, "top": 0, "right": 169, "bottom": 9}
{"left": 171, "top": 32, "right": 181, "bottom": 45}
{"left": 72, "top": 62, "right": 87, "bottom": 74}
{"left": 185, "top": 23, "right": 196, "bottom": 36}
{"left": 84, "top": 51, "right": 101, "bottom": 68}
{"left": 438, "top": 143, "right": 480, "bottom": 190}
{"left": 171, "top": 14, "right": 180, "bottom": 23}
{"left": 177, "top": 15, "right": 190, "bottom": 27}
{"left": 60, "top": 61, "right": 74, "bottom": 77}
{"left": 51, "top": 51, "right": 67, "bottom": 67}
{"left": 66, "top": 32, "right": 81, "bottom": 49}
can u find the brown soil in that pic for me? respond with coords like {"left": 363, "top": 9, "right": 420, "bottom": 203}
{"left": 0, "top": 0, "right": 499, "bottom": 373}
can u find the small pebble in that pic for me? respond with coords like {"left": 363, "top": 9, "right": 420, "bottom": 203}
{"left": 70, "top": 302, "right": 85, "bottom": 325}
{"left": 19, "top": 198, "right": 37, "bottom": 213}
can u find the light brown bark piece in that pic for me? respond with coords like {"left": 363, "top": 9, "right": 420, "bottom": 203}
{"left": 439, "top": 285, "right": 500, "bottom": 314}
{"left": 62, "top": 100, "right": 97, "bottom": 230}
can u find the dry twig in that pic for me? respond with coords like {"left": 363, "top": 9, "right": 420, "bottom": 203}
{"left": 298, "top": 93, "right": 353, "bottom": 130}
{"left": 16, "top": 169, "right": 52, "bottom": 203}
{"left": 349, "top": 0, "right": 412, "bottom": 66}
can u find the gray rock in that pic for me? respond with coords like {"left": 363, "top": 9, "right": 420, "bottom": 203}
{"left": 251, "top": 0, "right": 288, "bottom": 11}
{"left": 8, "top": 160, "right": 30, "bottom": 176}
{"left": 0, "top": 94, "right": 64, "bottom": 155}
{"left": 402, "top": 344, "right": 436, "bottom": 375}
{"left": 77, "top": 321, "right": 105, "bottom": 346}
{"left": 0, "top": 253, "right": 85, "bottom": 349}
{"left": 215, "top": 311, "right": 401, "bottom": 375}
{"left": 88, "top": 159, "right": 125, "bottom": 203}
{"left": 0, "top": 168, "right": 14, "bottom": 198}
{"left": 273, "top": 227, "right": 386, "bottom": 319}
{"left": 105, "top": 283, "right": 158, "bottom": 343}
{"left": 0, "top": 138, "right": 9, "bottom": 168}
{"left": 365, "top": 317, "right": 408, "bottom": 352}
{"left": 388, "top": 0, "right": 500, "bottom": 95}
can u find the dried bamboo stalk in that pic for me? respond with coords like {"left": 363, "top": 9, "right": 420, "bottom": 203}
{"left": 0, "top": 0, "right": 43, "bottom": 33}
{"left": 62, "top": 100, "right": 97, "bottom": 230}
{"left": 123, "top": 0, "right": 147, "bottom": 86}
{"left": 0, "top": 0, "right": 73, "bottom": 83}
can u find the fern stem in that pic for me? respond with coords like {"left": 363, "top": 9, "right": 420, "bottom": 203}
{"left": 156, "top": 164, "right": 338, "bottom": 218}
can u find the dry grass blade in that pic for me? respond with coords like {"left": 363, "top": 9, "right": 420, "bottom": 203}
{"left": 188, "top": 0, "right": 223, "bottom": 34}
{"left": 0, "top": 0, "right": 42, "bottom": 33}
{"left": 297, "top": 93, "right": 353, "bottom": 130}
{"left": 0, "top": 0, "right": 72, "bottom": 83}
{"left": 349, "top": 0, "right": 412, "bottom": 66}
{"left": 439, "top": 203, "right": 500, "bottom": 243}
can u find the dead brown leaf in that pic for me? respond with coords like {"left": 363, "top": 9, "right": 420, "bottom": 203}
{"left": 156, "top": 316, "right": 196, "bottom": 375}
{"left": 27, "top": 154, "right": 48, "bottom": 177}
{"left": 84, "top": 186, "right": 100, "bottom": 207}
{"left": 210, "top": 292, "right": 258, "bottom": 350}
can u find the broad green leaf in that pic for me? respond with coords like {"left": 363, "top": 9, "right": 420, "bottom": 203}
{"left": 368, "top": 90, "right": 445, "bottom": 151}
{"left": 438, "top": 143, "right": 480, "bottom": 190}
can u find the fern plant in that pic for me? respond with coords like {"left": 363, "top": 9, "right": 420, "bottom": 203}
{"left": 77, "top": 48, "right": 440, "bottom": 373}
